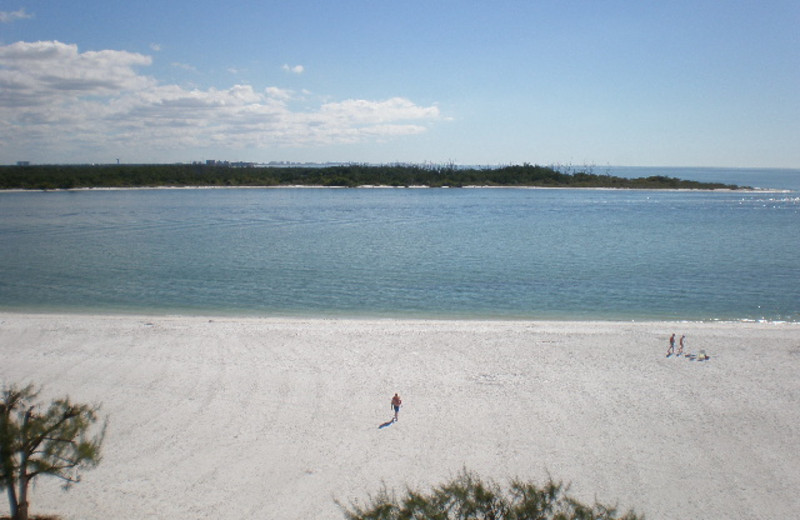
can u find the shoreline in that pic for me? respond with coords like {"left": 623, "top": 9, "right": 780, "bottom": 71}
{"left": 2, "top": 307, "right": 797, "bottom": 324}
{"left": 3, "top": 311, "right": 800, "bottom": 330}
{"left": 2, "top": 313, "right": 799, "bottom": 519}
{"left": 0, "top": 184, "right": 790, "bottom": 193}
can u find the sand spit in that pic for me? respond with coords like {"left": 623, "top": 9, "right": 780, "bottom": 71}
{"left": 1, "top": 314, "right": 798, "bottom": 519}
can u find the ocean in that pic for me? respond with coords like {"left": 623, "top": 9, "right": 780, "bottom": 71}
{"left": 1, "top": 168, "right": 798, "bottom": 321}
{"left": 605, "top": 166, "right": 800, "bottom": 191}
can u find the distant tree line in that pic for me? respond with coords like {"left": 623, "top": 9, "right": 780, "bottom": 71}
{"left": 0, "top": 163, "right": 746, "bottom": 190}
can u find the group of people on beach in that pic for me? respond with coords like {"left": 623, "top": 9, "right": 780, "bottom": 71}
{"left": 666, "top": 333, "right": 709, "bottom": 361}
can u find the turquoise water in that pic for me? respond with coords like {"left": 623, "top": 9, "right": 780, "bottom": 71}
{"left": 1, "top": 175, "right": 798, "bottom": 321}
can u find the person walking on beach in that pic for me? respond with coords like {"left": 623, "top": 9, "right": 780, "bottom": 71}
{"left": 677, "top": 335, "right": 686, "bottom": 356}
{"left": 391, "top": 393, "right": 402, "bottom": 422}
{"left": 667, "top": 333, "right": 676, "bottom": 357}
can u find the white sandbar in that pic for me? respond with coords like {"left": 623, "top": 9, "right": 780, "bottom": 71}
{"left": 1, "top": 314, "right": 798, "bottom": 519}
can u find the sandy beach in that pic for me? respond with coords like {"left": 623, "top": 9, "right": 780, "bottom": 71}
{"left": 1, "top": 313, "right": 798, "bottom": 519}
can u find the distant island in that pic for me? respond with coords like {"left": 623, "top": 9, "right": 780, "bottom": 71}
{"left": 0, "top": 163, "right": 748, "bottom": 190}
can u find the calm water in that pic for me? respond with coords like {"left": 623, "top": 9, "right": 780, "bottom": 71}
{"left": 1, "top": 172, "right": 799, "bottom": 321}
{"left": 607, "top": 166, "right": 800, "bottom": 191}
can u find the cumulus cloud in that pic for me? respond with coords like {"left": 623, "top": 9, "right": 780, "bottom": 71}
{"left": 282, "top": 64, "right": 304, "bottom": 74}
{"left": 265, "top": 86, "right": 293, "bottom": 100}
{"left": 0, "top": 8, "right": 33, "bottom": 23}
{"left": 0, "top": 41, "right": 439, "bottom": 160}
{"left": 0, "top": 41, "right": 154, "bottom": 110}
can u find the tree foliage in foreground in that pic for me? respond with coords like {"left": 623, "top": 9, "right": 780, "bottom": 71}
{"left": 1, "top": 384, "right": 106, "bottom": 520}
{"left": 340, "top": 470, "right": 643, "bottom": 520}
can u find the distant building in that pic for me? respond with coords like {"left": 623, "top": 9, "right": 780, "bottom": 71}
{"left": 16, "top": 161, "right": 30, "bottom": 166}
{"left": 201, "top": 159, "right": 254, "bottom": 168}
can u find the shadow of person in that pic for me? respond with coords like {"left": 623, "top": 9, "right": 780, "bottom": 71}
{"left": 378, "top": 419, "right": 395, "bottom": 429}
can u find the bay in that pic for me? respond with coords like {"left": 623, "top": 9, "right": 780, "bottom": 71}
{"left": 1, "top": 173, "right": 798, "bottom": 321}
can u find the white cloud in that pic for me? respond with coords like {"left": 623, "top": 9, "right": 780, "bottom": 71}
{"left": 0, "top": 41, "right": 440, "bottom": 161}
{"left": 0, "top": 41, "right": 154, "bottom": 109}
{"left": 282, "top": 64, "right": 304, "bottom": 74}
{"left": 320, "top": 98, "right": 440, "bottom": 124}
{"left": 149, "top": 43, "right": 162, "bottom": 52}
{"left": 265, "top": 86, "right": 293, "bottom": 100}
{"left": 0, "top": 8, "right": 33, "bottom": 23}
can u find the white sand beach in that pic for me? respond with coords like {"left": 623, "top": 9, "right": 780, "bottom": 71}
{"left": 1, "top": 313, "right": 798, "bottom": 519}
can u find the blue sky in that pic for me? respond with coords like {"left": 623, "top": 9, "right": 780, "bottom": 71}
{"left": 1, "top": 1, "right": 798, "bottom": 167}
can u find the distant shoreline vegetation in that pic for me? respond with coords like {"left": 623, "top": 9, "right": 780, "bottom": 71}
{"left": 0, "top": 163, "right": 748, "bottom": 190}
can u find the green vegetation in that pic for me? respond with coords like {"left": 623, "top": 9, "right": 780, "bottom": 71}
{"left": 1, "top": 384, "right": 106, "bottom": 520}
{"left": 339, "top": 470, "right": 643, "bottom": 520}
{"left": 0, "top": 163, "right": 745, "bottom": 190}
